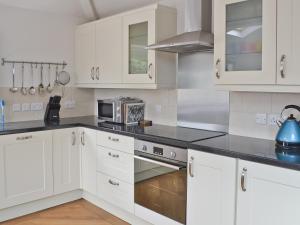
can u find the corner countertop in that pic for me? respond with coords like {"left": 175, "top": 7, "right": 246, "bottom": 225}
{"left": 0, "top": 116, "right": 224, "bottom": 149}
{"left": 188, "top": 134, "right": 300, "bottom": 171}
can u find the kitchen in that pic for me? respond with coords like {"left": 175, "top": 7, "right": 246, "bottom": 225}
{"left": 0, "top": 0, "right": 300, "bottom": 225}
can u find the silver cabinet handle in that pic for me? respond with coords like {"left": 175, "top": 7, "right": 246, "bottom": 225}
{"left": 81, "top": 131, "right": 85, "bottom": 146}
{"left": 148, "top": 63, "right": 153, "bottom": 80}
{"left": 91, "top": 67, "right": 95, "bottom": 80}
{"left": 280, "top": 54, "right": 286, "bottom": 78}
{"left": 108, "top": 136, "right": 119, "bottom": 142}
{"left": 72, "top": 131, "right": 76, "bottom": 146}
{"left": 241, "top": 168, "right": 247, "bottom": 192}
{"left": 189, "top": 156, "right": 194, "bottom": 177}
{"left": 16, "top": 135, "right": 33, "bottom": 141}
{"left": 108, "top": 152, "right": 119, "bottom": 158}
{"left": 108, "top": 179, "right": 119, "bottom": 186}
{"left": 96, "top": 67, "right": 100, "bottom": 80}
{"left": 215, "top": 58, "right": 221, "bottom": 79}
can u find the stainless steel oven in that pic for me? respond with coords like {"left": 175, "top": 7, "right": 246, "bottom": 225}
{"left": 134, "top": 139, "right": 187, "bottom": 225}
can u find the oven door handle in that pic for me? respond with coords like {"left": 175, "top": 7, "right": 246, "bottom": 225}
{"left": 134, "top": 155, "right": 184, "bottom": 171}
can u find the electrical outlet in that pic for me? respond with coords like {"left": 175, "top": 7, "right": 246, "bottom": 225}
{"left": 268, "top": 114, "right": 280, "bottom": 126}
{"left": 256, "top": 113, "right": 267, "bottom": 125}
{"left": 22, "top": 103, "right": 31, "bottom": 112}
{"left": 12, "top": 104, "right": 21, "bottom": 112}
{"left": 31, "top": 103, "right": 43, "bottom": 111}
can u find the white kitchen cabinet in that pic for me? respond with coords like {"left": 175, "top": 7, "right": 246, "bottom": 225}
{"left": 236, "top": 160, "right": 300, "bottom": 225}
{"left": 53, "top": 128, "right": 80, "bottom": 195}
{"left": 75, "top": 23, "right": 96, "bottom": 84}
{"left": 214, "top": 0, "right": 277, "bottom": 85}
{"left": 95, "top": 16, "right": 123, "bottom": 84}
{"left": 187, "top": 150, "right": 236, "bottom": 225}
{"left": 277, "top": 0, "right": 300, "bottom": 85}
{"left": 0, "top": 131, "right": 53, "bottom": 209}
{"left": 80, "top": 128, "right": 97, "bottom": 196}
{"left": 123, "top": 5, "right": 177, "bottom": 86}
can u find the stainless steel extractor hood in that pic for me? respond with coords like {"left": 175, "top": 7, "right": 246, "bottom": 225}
{"left": 147, "top": 0, "right": 213, "bottom": 53}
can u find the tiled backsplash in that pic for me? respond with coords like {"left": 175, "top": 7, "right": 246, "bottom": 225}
{"left": 94, "top": 89, "right": 177, "bottom": 126}
{"left": 1, "top": 87, "right": 94, "bottom": 122}
{"left": 230, "top": 92, "right": 300, "bottom": 140}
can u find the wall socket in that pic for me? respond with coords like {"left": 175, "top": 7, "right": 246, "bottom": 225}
{"left": 256, "top": 113, "right": 267, "bottom": 125}
{"left": 12, "top": 104, "right": 21, "bottom": 112}
{"left": 268, "top": 114, "right": 280, "bottom": 126}
{"left": 31, "top": 103, "right": 43, "bottom": 111}
{"left": 21, "top": 103, "right": 31, "bottom": 112}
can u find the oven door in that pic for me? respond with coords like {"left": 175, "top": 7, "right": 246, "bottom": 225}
{"left": 134, "top": 153, "right": 187, "bottom": 225}
{"left": 98, "top": 101, "right": 115, "bottom": 122}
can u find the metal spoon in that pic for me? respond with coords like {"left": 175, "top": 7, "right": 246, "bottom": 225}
{"left": 29, "top": 63, "right": 36, "bottom": 95}
{"left": 38, "top": 64, "right": 45, "bottom": 95}
{"left": 21, "top": 63, "right": 27, "bottom": 95}
{"left": 47, "top": 64, "right": 53, "bottom": 93}
{"left": 9, "top": 63, "right": 18, "bottom": 93}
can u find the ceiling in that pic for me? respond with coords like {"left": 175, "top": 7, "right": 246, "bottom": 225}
{"left": 0, "top": 0, "right": 162, "bottom": 19}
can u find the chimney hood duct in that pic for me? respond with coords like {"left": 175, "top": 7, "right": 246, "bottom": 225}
{"left": 147, "top": 0, "right": 213, "bottom": 53}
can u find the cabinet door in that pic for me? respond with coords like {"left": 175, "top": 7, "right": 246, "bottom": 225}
{"left": 277, "top": 0, "right": 300, "bottom": 85}
{"left": 187, "top": 150, "right": 236, "bottom": 225}
{"left": 75, "top": 23, "right": 96, "bottom": 84}
{"left": 0, "top": 131, "right": 53, "bottom": 209}
{"left": 123, "top": 10, "right": 156, "bottom": 84}
{"left": 95, "top": 17, "right": 122, "bottom": 84}
{"left": 214, "top": 0, "right": 276, "bottom": 84}
{"left": 80, "top": 128, "right": 97, "bottom": 196}
{"left": 53, "top": 129, "right": 80, "bottom": 194}
{"left": 236, "top": 160, "right": 300, "bottom": 225}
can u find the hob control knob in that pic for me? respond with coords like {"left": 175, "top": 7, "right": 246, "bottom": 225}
{"left": 142, "top": 145, "right": 147, "bottom": 151}
{"left": 170, "top": 151, "right": 176, "bottom": 159}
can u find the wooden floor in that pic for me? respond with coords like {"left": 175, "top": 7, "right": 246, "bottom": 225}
{"left": 0, "top": 199, "right": 129, "bottom": 225}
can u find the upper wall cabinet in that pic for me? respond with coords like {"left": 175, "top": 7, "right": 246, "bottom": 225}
{"left": 76, "top": 17, "right": 123, "bottom": 84}
{"left": 75, "top": 4, "right": 177, "bottom": 89}
{"left": 277, "top": 0, "right": 300, "bottom": 85}
{"left": 214, "top": 0, "right": 277, "bottom": 85}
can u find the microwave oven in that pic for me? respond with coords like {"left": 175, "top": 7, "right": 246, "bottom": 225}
{"left": 98, "top": 97, "right": 145, "bottom": 124}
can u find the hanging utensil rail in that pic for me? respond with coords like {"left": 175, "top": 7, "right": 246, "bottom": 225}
{"left": 1, "top": 58, "right": 67, "bottom": 68}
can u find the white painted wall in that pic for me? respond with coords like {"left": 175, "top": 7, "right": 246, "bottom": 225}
{"left": 0, "top": 4, "right": 94, "bottom": 122}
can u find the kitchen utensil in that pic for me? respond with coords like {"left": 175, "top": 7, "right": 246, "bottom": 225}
{"left": 46, "top": 64, "right": 53, "bottom": 93}
{"left": 9, "top": 63, "right": 18, "bottom": 93}
{"left": 276, "top": 143, "right": 300, "bottom": 164}
{"left": 276, "top": 105, "right": 300, "bottom": 146}
{"left": 21, "top": 63, "right": 27, "bottom": 95}
{"left": 38, "top": 64, "right": 45, "bottom": 94}
{"left": 54, "top": 65, "right": 59, "bottom": 87}
{"left": 29, "top": 63, "right": 36, "bottom": 95}
{"left": 57, "top": 69, "right": 70, "bottom": 97}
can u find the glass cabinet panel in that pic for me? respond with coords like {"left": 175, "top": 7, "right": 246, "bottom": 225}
{"left": 226, "top": 0, "right": 262, "bottom": 71}
{"left": 129, "top": 22, "right": 148, "bottom": 74}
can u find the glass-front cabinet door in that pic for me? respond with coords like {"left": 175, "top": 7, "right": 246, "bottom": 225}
{"left": 214, "top": 0, "right": 276, "bottom": 84}
{"left": 123, "top": 10, "right": 156, "bottom": 84}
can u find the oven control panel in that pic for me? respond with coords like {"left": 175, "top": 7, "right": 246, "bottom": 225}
{"left": 135, "top": 139, "right": 187, "bottom": 163}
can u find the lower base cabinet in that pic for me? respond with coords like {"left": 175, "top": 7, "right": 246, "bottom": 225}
{"left": 0, "top": 131, "right": 53, "bottom": 209}
{"left": 236, "top": 160, "right": 300, "bottom": 225}
{"left": 187, "top": 150, "right": 236, "bottom": 225}
{"left": 53, "top": 128, "right": 80, "bottom": 195}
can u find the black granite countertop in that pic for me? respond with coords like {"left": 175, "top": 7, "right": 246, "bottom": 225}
{"left": 189, "top": 134, "right": 300, "bottom": 171}
{"left": 0, "top": 116, "right": 225, "bottom": 149}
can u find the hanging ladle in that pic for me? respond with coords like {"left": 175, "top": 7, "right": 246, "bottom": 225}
{"left": 21, "top": 63, "right": 28, "bottom": 95}
{"left": 29, "top": 63, "right": 36, "bottom": 95}
{"left": 9, "top": 63, "right": 18, "bottom": 93}
{"left": 38, "top": 64, "right": 45, "bottom": 94}
{"left": 47, "top": 64, "right": 53, "bottom": 93}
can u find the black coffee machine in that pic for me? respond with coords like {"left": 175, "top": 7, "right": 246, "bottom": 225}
{"left": 44, "top": 96, "right": 61, "bottom": 122}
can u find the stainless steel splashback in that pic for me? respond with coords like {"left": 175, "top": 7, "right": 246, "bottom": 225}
{"left": 177, "top": 53, "right": 229, "bottom": 132}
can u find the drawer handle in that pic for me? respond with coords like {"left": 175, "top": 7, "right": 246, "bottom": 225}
{"left": 72, "top": 131, "right": 76, "bottom": 146}
{"left": 108, "top": 152, "right": 119, "bottom": 158}
{"left": 148, "top": 63, "right": 153, "bottom": 80}
{"left": 189, "top": 156, "right": 194, "bottom": 178}
{"left": 108, "top": 179, "right": 119, "bottom": 186}
{"left": 91, "top": 67, "right": 95, "bottom": 80}
{"left": 81, "top": 131, "right": 85, "bottom": 146}
{"left": 108, "top": 136, "right": 119, "bottom": 142}
{"left": 16, "top": 135, "right": 33, "bottom": 141}
{"left": 241, "top": 167, "right": 247, "bottom": 192}
{"left": 280, "top": 54, "right": 286, "bottom": 78}
{"left": 215, "top": 58, "right": 221, "bottom": 79}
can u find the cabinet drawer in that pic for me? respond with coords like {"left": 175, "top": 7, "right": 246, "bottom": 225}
{"left": 97, "top": 172, "right": 134, "bottom": 213}
{"left": 96, "top": 131, "right": 134, "bottom": 154}
{"left": 97, "top": 146, "right": 134, "bottom": 184}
